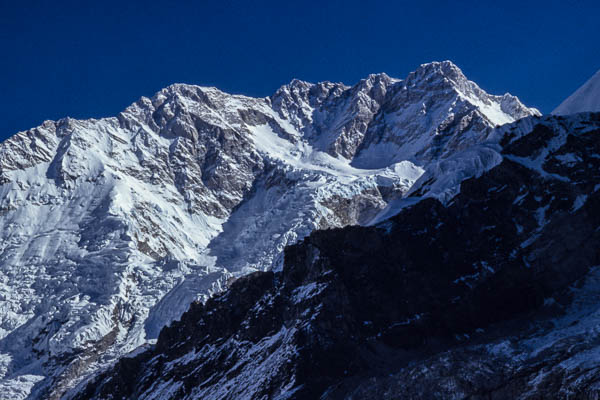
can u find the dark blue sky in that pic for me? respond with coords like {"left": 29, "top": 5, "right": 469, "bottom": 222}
{"left": 1, "top": 0, "right": 599, "bottom": 140}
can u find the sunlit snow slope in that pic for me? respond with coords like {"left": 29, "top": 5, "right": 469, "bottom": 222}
{"left": 553, "top": 68, "right": 600, "bottom": 115}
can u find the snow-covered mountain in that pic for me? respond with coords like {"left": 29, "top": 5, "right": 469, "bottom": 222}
{"left": 0, "top": 61, "right": 538, "bottom": 399}
{"left": 553, "top": 68, "right": 600, "bottom": 115}
{"left": 73, "top": 111, "right": 600, "bottom": 400}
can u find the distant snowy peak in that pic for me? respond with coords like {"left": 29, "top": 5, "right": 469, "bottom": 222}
{"left": 553, "top": 68, "right": 600, "bottom": 115}
{"left": 385, "top": 60, "right": 538, "bottom": 126}
{"left": 270, "top": 61, "right": 539, "bottom": 167}
{"left": 350, "top": 61, "right": 540, "bottom": 168}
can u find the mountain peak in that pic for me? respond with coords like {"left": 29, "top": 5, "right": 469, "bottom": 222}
{"left": 553, "top": 68, "right": 600, "bottom": 115}
{"left": 286, "top": 78, "right": 314, "bottom": 90}
{"left": 400, "top": 60, "right": 475, "bottom": 101}
{"left": 360, "top": 72, "right": 394, "bottom": 84}
{"left": 420, "top": 59, "right": 463, "bottom": 72}
{"left": 411, "top": 60, "right": 466, "bottom": 82}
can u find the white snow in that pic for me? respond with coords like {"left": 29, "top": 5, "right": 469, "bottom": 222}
{"left": 572, "top": 194, "right": 588, "bottom": 212}
{"left": 553, "top": 68, "right": 600, "bottom": 115}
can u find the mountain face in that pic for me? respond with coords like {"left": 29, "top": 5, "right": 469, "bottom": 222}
{"left": 72, "top": 112, "right": 600, "bottom": 400}
{"left": 553, "top": 68, "right": 600, "bottom": 115}
{"left": 0, "top": 61, "right": 539, "bottom": 399}
{"left": 272, "top": 62, "right": 536, "bottom": 169}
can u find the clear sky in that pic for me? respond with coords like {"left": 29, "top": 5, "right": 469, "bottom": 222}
{"left": 1, "top": 0, "right": 599, "bottom": 140}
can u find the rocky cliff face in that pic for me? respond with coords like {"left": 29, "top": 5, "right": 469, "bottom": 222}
{"left": 72, "top": 113, "right": 600, "bottom": 399}
{"left": 0, "top": 61, "right": 539, "bottom": 399}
